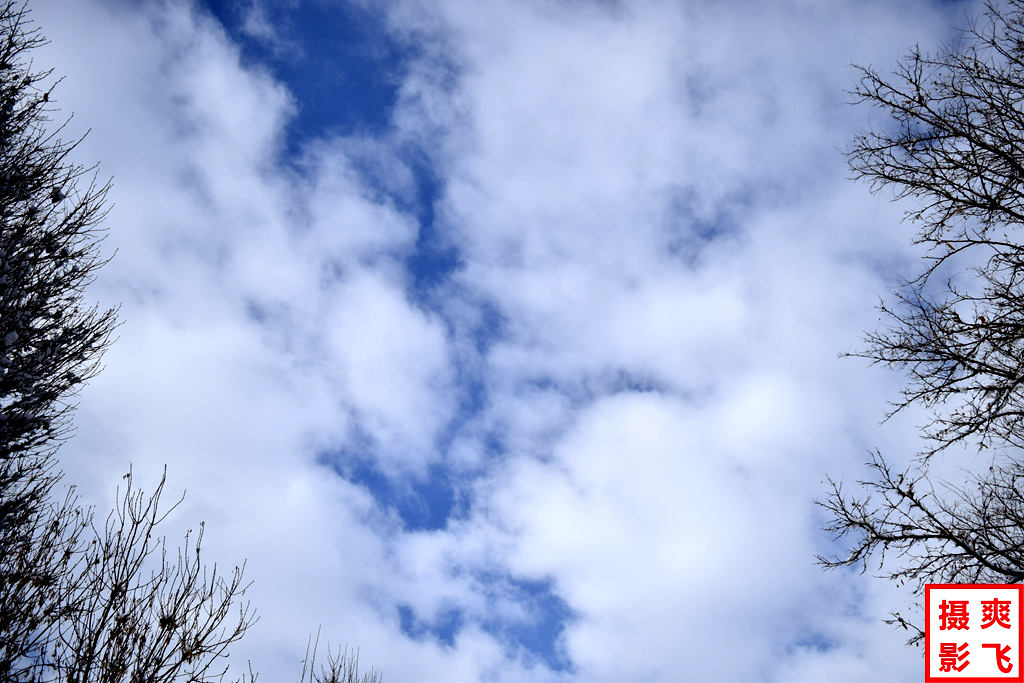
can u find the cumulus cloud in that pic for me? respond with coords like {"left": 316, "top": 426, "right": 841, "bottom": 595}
{"left": 25, "top": 0, "right": 984, "bottom": 680}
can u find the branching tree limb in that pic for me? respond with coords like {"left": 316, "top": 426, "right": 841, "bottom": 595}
{"left": 821, "top": 452, "right": 1024, "bottom": 642}
{"left": 300, "top": 630, "right": 382, "bottom": 683}
{"left": 3, "top": 468, "right": 257, "bottom": 683}
{"left": 823, "top": 0, "right": 1024, "bottom": 646}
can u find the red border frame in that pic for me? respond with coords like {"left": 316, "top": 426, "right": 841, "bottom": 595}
{"left": 925, "top": 584, "right": 1024, "bottom": 683}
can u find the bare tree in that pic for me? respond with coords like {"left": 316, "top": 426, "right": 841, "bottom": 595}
{"left": 821, "top": 453, "right": 1024, "bottom": 643}
{"left": 300, "top": 631, "right": 382, "bottom": 683}
{"left": 821, "top": 0, "right": 1024, "bottom": 641}
{"left": 0, "top": 0, "right": 115, "bottom": 618}
{"left": 3, "top": 468, "right": 257, "bottom": 682}
{"left": 0, "top": 0, "right": 115, "bottom": 470}
{"left": 847, "top": 0, "right": 1024, "bottom": 456}
{"left": 0, "top": 3, "right": 258, "bottom": 680}
{"left": 0, "top": 0, "right": 116, "bottom": 673}
{"left": 1, "top": 466, "right": 89, "bottom": 679}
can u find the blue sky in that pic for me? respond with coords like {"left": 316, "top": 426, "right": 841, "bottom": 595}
{"left": 28, "top": 0, "right": 985, "bottom": 680}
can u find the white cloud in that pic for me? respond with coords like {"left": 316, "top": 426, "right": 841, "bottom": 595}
{"left": 23, "top": 0, "right": 985, "bottom": 680}
{"left": 323, "top": 271, "right": 454, "bottom": 472}
{"left": 380, "top": 0, "right": 972, "bottom": 679}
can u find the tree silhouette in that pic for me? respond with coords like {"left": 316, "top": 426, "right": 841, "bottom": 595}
{"left": 2, "top": 467, "right": 257, "bottom": 682}
{"left": 300, "top": 631, "right": 382, "bottom": 683}
{"left": 820, "top": 0, "right": 1024, "bottom": 643}
{"left": 0, "top": 3, "right": 257, "bottom": 679}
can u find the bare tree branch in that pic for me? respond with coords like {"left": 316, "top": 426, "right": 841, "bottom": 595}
{"left": 824, "top": 0, "right": 1024, "bottom": 645}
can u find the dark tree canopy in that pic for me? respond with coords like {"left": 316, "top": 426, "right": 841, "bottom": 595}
{"left": 821, "top": 0, "right": 1024, "bottom": 644}
{"left": 0, "top": 1, "right": 115, "bottom": 467}
{"left": 0, "top": 1, "right": 119, "bottom": 672}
